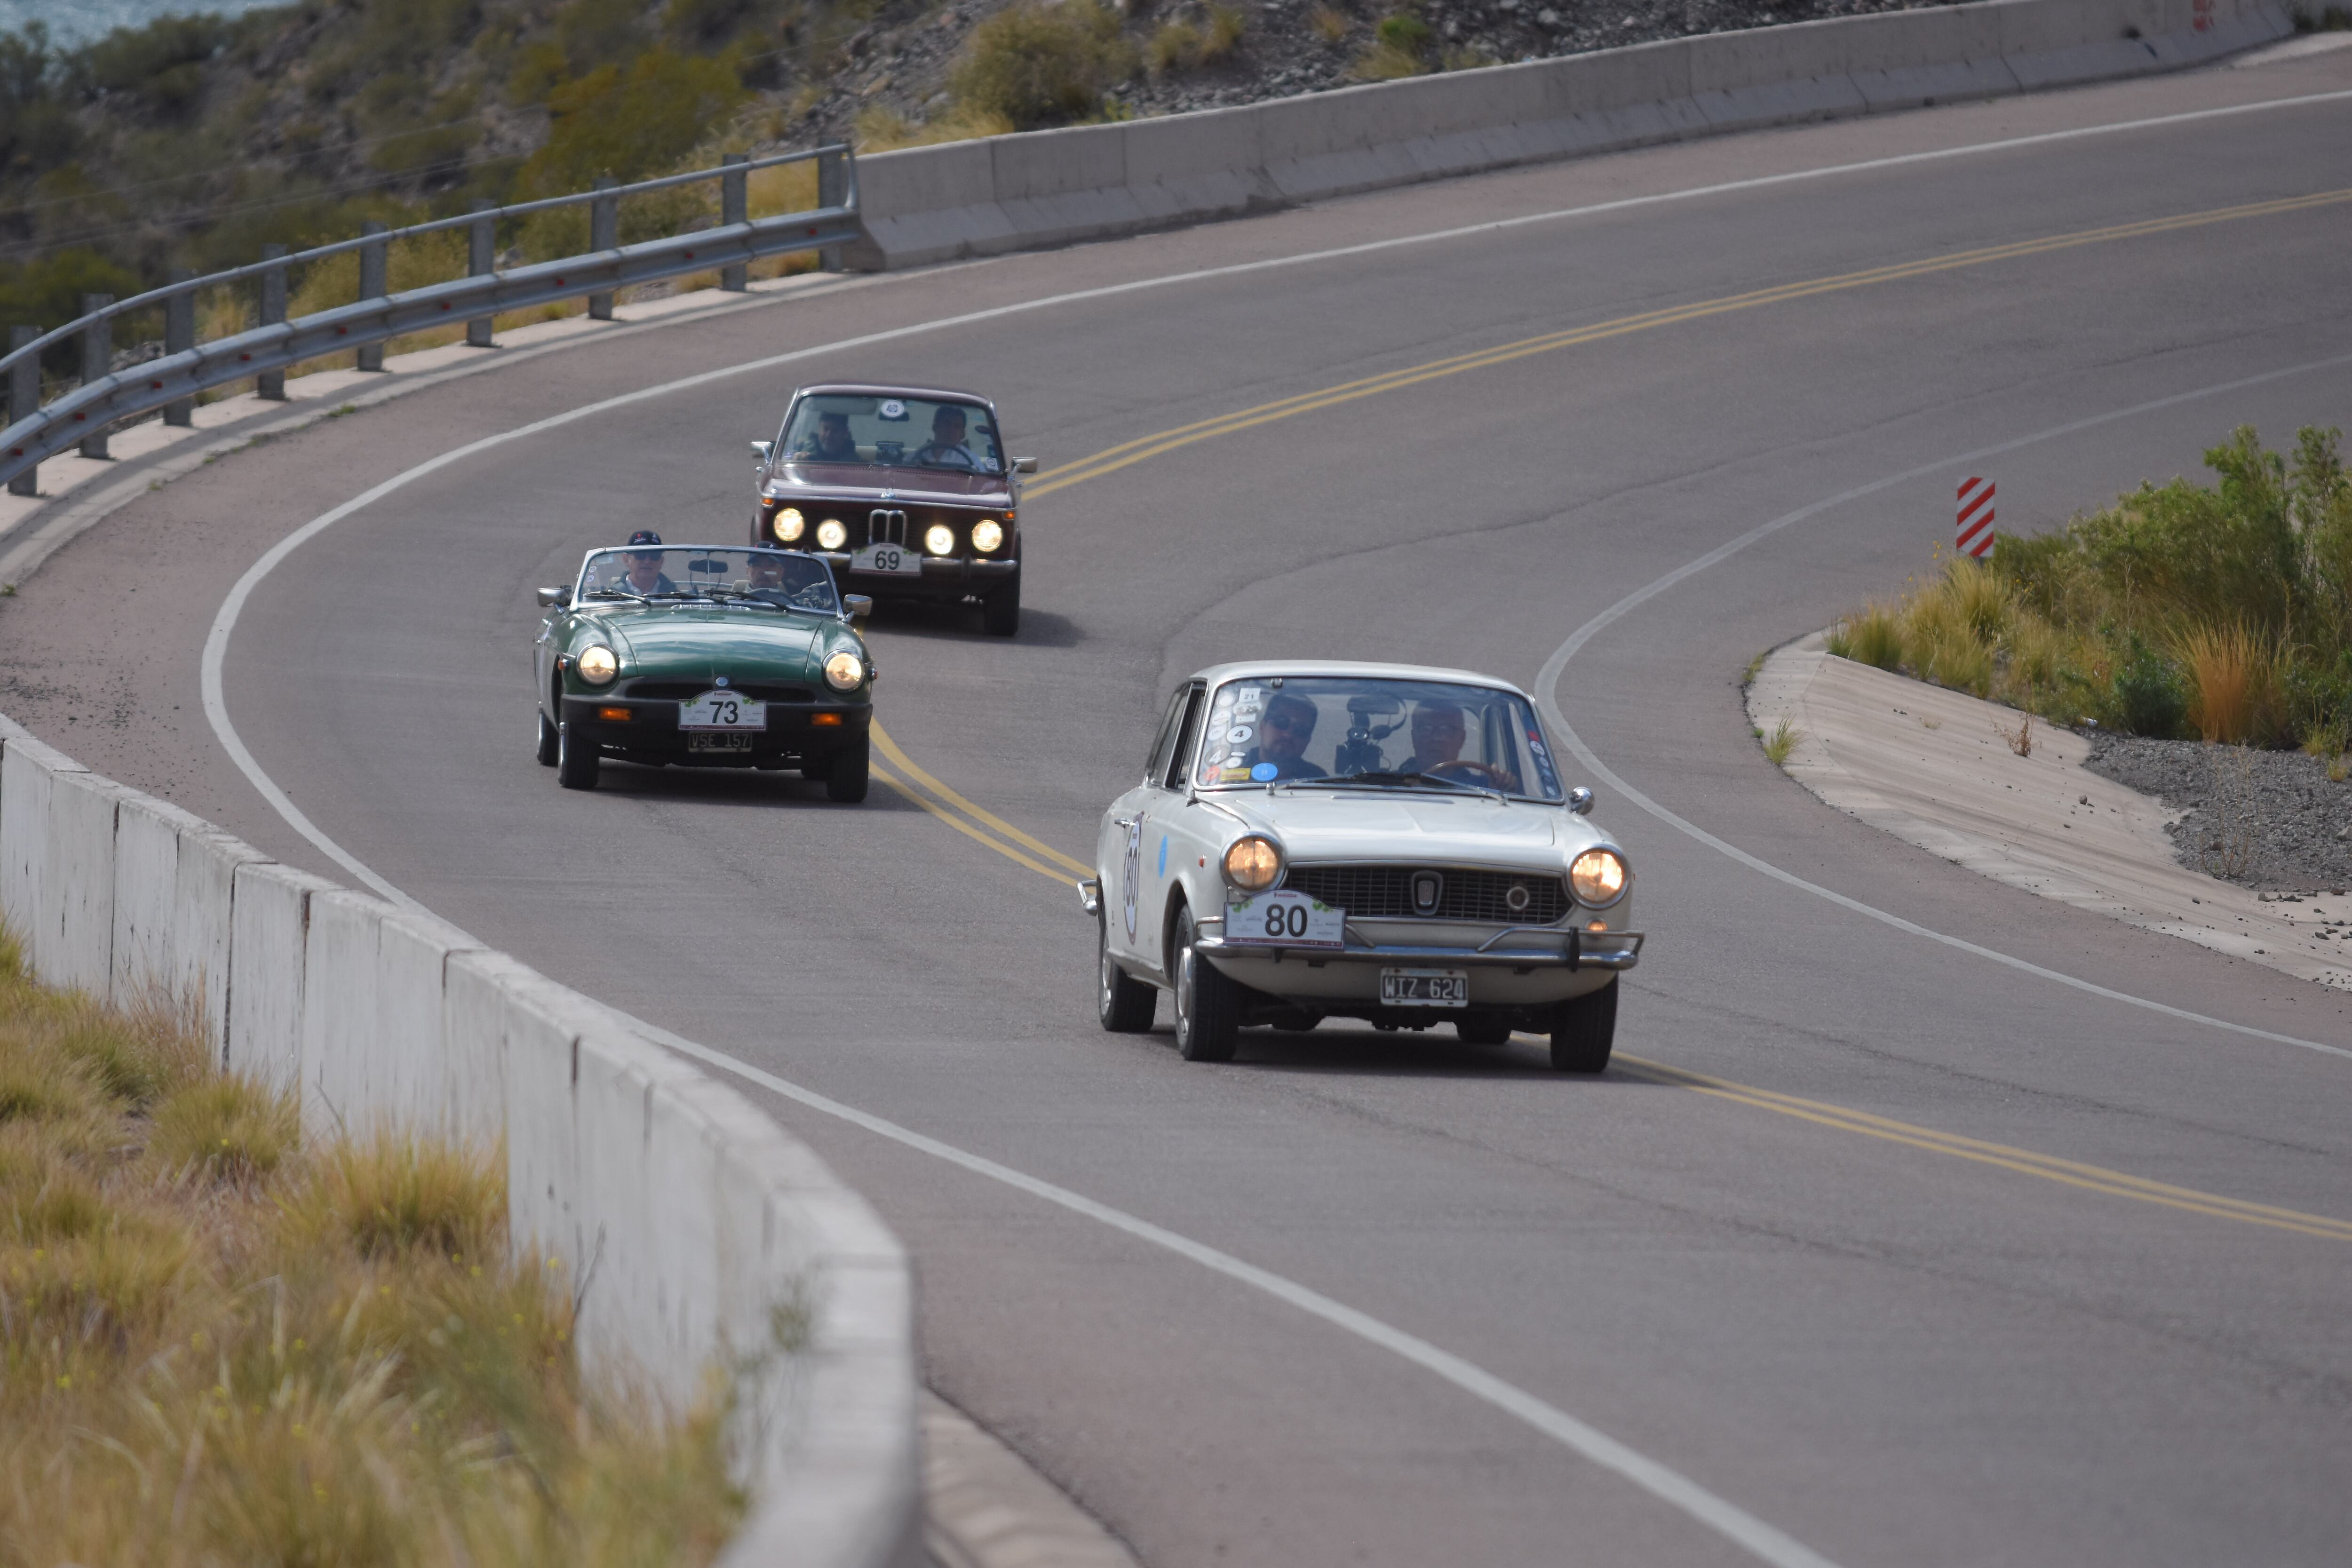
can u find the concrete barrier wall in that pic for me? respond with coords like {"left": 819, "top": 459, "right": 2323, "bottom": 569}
{"left": 0, "top": 716, "right": 921, "bottom": 1568}
{"left": 848, "top": 0, "right": 2296, "bottom": 268}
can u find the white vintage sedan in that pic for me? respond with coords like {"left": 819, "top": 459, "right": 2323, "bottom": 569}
{"left": 1080, "top": 662, "right": 1642, "bottom": 1070}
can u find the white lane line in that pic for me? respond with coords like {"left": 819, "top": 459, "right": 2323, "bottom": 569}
{"left": 1535, "top": 352, "right": 2352, "bottom": 1064}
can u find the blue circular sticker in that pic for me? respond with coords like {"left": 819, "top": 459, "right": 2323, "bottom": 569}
{"left": 1250, "top": 762, "right": 1278, "bottom": 781}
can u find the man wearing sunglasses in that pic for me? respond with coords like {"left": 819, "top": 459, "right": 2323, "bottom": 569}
{"left": 610, "top": 529, "right": 676, "bottom": 596}
{"left": 1239, "top": 692, "right": 1328, "bottom": 781}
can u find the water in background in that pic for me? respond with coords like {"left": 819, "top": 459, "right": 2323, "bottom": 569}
{"left": 1, "top": 0, "right": 287, "bottom": 49}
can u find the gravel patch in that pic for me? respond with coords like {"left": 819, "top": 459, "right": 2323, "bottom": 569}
{"left": 2083, "top": 734, "right": 2352, "bottom": 892}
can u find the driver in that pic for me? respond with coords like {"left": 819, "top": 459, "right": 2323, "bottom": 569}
{"left": 613, "top": 530, "right": 675, "bottom": 595}
{"left": 1400, "top": 700, "right": 1467, "bottom": 774}
{"left": 798, "top": 410, "right": 860, "bottom": 463}
{"left": 1239, "top": 692, "right": 1328, "bottom": 780}
{"left": 909, "top": 405, "right": 984, "bottom": 471}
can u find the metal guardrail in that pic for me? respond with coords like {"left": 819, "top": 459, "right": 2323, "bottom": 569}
{"left": 0, "top": 144, "right": 858, "bottom": 493}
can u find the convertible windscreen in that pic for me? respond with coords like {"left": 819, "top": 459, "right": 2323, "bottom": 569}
{"left": 779, "top": 393, "right": 1005, "bottom": 476}
{"left": 1193, "top": 677, "right": 1565, "bottom": 801}
{"left": 576, "top": 548, "right": 841, "bottom": 613}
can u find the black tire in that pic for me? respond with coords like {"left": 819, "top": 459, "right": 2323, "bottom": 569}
{"left": 824, "top": 735, "right": 870, "bottom": 803}
{"left": 1171, "top": 904, "right": 1240, "bottom": 1062}
{"left": 536, "top": 708, "right": 559, "bottom": 767}
{"left": 1097, "top": 911, "right": 1157, "bottom": 1033}
{"left": 1549, "top": 980, "right": 1619, "bottom": 1073}
{"left": 1454, "top": 1015, "right": 1513, "bottom": 1047}
{"left": 981, "top": 565, "right": 1020, "bottom": 638}
{"left": 556, "top": 721, "right": 599, "bottom": 790}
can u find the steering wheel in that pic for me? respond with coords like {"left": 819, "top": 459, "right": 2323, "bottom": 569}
{"left": 1426, "top": 761, "right": 1512, "bottom": 788}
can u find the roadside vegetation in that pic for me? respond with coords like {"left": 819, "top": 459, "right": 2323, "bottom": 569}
{"left": 0, "top": 927, "right": 744, "bottom": 1567}
{"left": 1827, "top": 426, "right": 2352, "bottom": 768}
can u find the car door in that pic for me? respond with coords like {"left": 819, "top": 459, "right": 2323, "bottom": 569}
{"left": 533, "top": 594, "right": 569, "bottom": 717}
{"left": 1134, "top": 680, "right": 1208, "bottom": 979}
{"left": 1103, "top": 684, "right": 1187, "bottom": 971}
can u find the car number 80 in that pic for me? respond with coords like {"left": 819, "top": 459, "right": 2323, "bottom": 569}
{"left": 1225, "top": 888, "right": 1343, "bottom": 948}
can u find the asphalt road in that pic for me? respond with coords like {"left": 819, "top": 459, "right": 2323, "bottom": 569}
{"left": 6, "top": 48, "right": 2352, "bottom": 1568}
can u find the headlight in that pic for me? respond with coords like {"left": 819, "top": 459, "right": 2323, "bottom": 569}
{"left": 577, "top": 645, "right": 619, "bottom": 686}
{"left": 1222, "top": 835, "right": 1282, "bottom": 892}
{"left": 815, "top": 518, "right": 847, "bottom": 550}
{"left": 773, "top": 506, "right": 804, "bottom": 542}
{"left": 924, "top": 524, "right": 956, "bottom": 556}
{"left": 1568, "top": 848, "right": 1629, "bottom": 907}
{"left": 971, "top": 519, "right": 1003, "bottom": 553}
{"left": 823, "top": 650, "right": 865, "bottom": 691}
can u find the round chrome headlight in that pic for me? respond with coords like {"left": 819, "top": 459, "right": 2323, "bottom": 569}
{"left": 1569, "top": 848, "right": 1629, "bottom": 907}
{"left": 924, "top": 524, "right": 956, "bottom": 556}
{"left": 576, "top": 645, "right": 619, "bottom": 686}
{"left": 1222, "top": 835, "right": 1282, "bottom": 892}
{"left": 823, "top": 650, "right": 866, "bottom": 692}
{"left": 773, "top": 507, "right": 804, "bottom": 542}
{"left": 815, "top": 518, "right": 847, "bottom": 550}
{"left": 970, "top": 519, "right": 1004, "bottom": 553}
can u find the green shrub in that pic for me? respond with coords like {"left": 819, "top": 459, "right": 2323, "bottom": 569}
{"left": 521, "top": 47, "right": 745, "bottom": 192}
{"left": 950, "top": 0, "right": 1138, "bottom": 130}
{"left": 2111, "top": 633, "right": 2187, "bottom": 737}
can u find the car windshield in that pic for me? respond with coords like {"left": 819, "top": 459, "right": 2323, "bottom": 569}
{"left": 779, "top": 393, "right": 1004, "bottom": 477}
{"left": 1193, "top": 676, "right": 1565, "bottom": 801}
{"left": 574, "top": 548, "right": 841, "bottom": 613}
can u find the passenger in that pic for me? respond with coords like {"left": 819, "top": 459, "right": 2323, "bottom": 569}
{"left": 1400, "top": 700, "right": 1467, "bottom": 774}
{"left": 613, "top": 530, "right": 676, "bottom": 595}
{"left": 909, "top": 405, "right": 985, "bottom": 472}
{"left": 798, "top": 411, "right": 860, "bottom": 463}
{"left": 1240, "top": 693, "right": 1328, "bottom": 780}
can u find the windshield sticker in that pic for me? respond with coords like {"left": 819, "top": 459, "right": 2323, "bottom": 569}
{"left": 1219, "top": 766, "right": 1255, "bottom": 783}
{"left": 878, "top": 399, "right": 908, "bottom": 420}
{"left": 1527, "top": 729, "right": 1561, "bottom": 795}
{"left": 1225, "top": 725, "right": 1253, "bottom": 745}
{"left": 1250, "top": 762, "right": 1278, "bottom": 782}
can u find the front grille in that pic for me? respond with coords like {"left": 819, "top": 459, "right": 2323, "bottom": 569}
{"left": 1280, "top": 864, "right": 1570, "bottom": 923}
{"left": 623, "top": 681, "right": 815, "bottom": 702}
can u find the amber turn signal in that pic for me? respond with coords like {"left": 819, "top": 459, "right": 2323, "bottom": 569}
{"left": 597, "top": 707, "right": 631, "bottom": 722}
{"left": 810, "top": 712, "right": 843, "bottom": 727}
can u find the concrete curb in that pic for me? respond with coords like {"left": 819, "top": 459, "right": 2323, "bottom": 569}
{"left": 847, "top": 0, "right": 2295, "bottom": 269}
{"left": 0, "top": 711, "right": 923, "bottom": 1568}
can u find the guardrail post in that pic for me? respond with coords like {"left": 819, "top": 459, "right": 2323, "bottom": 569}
{"left": 78, "top": 294, "right": 113, "bottom": 457}
{"left": 721, "top": 153, "right": 749, "bottom": 293}
{"left": 164, "top": 271, "right": 195, "bottom": 428}
{"left": 256, "top": 246, "right": 287, "bottom": 401}
{"left": 7, "top": 325, "right": 38, "bottom": 496}
{"left": 817, "top": 148, "right": 847, "bottom": 273}
{"left": 357, "top": 220, "right": 389, "bottom": 372}
{"left": 466, "top": 199, "right": 495, "bottom": 348}
{"left": 588, "top": 178, "right": 617, "bottom": 321}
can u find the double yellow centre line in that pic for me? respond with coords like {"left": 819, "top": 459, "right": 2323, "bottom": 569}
{"left": 862, "top": 182, "right": 2352, "bottom": 1246}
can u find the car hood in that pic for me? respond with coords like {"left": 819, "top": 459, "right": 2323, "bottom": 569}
{"left": 770, "top": 462, "right": 1011, "bottom": 504}
{"left": 585, "top": 608, "right": 830, "bottom": 677}
{"left": 1213, "top": 791, "right": 1587, "bottom": 867}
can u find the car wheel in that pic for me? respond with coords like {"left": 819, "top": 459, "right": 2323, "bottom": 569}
{"left": 536, "top": 709, "right": 559, "bottom": 767}
{"left": 1171, "top": 905, "right": 1240, "bottom": 1062}
{"left": 981, "top": 565, "right": 1020, "bottom": 638}
{"left": 1454, "top": 1015, "right": 1512, "bottom": 1046}
{"left": 1549, "top": 980, "right": 1618, "bottom": 1073}
{"left": 824, "top": 735, "right": 870, "bottom": 803}
{"left": 1097, "top": 911, "right": 1157, "bottom": 1033}
{"left": 556, "top": 722, "right": 599, "bottom": 790}
{"left": 799, "top": 754, "right": 833, "bottom": 781}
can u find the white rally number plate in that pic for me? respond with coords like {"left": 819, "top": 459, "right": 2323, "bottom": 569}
{"left": 1381, "top": 968, "right": 1470, "bottom": 1007}
{"left": 1224, "top": 888, "right": 1344, "bottom": 948}
{"left": 850, "top": 543, "right": 922, "bottom": 575}
{"left": 679, "top": 690, "right": 767, "bottom": 731}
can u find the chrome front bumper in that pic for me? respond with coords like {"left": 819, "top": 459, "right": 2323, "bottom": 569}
{"left": 1200, "top": 919, "right": 1644, "bottom": 972}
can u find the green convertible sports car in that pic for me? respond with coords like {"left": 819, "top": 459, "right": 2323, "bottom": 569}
{"left": 532, "top": 544, "right": 877, "bottom": 801}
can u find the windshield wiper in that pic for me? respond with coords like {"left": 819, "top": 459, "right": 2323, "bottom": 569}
{"left": 580, "top": 588, "right": 650, "bottom": 603}
{"left": 703, "top": 590, "right": 783, "bottom": 610}
{"left": 1321, "top": 771, "right": 1504, "bottom": 801}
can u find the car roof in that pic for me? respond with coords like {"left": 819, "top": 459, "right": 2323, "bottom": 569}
{"left": 792, "top": 381, "right": 996, "bottom": 408}
{"left": 1185, "top": 661, "right": 1533, "bottom": 698}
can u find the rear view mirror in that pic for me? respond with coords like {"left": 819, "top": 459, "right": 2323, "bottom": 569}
{"left": 1012, "top": 455, "right": 1038, "bottom": 474}
{"left": 535, "top": 586, "right": 570, "bottom": 608}
{"left": 843, "top": 595, "right": 874, "bottom": 621}
{"left": 750, "top": 439, "right": 773, "bottom": 462}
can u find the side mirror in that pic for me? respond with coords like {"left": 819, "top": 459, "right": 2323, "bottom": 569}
{"left": 535, "top": 586, "right": 570, "bottom": 608}
{"left": 1012, "top": 455, "right": 1038, "bottom": 474}
{"left": 843, "top": 594, "right": 873, "bottom": 621}
{"left": 750, "top": 439, "right": 773, "bottom": 462}
{"left": 1567, "top": 787, "right": 1594, "bottom": 816}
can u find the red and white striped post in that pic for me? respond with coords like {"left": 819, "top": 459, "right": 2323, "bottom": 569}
{"left": 1956, "top": 477, "right": 1995, "bottom": 558}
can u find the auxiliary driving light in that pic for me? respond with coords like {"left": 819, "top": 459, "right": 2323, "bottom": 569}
{"left": 1569, "top": 848, "right": 1629, "bottom": 907}
{"left": 970, "top": 518, "right": 1004, "bottom": 553}
{"left": 815, "top": 518, "right": 848, "bottom": 550}
{"left": 924, "top": 524, "right": 956, "bottom": 556}
{"left": 1222, "top": 835, "right": 1282, "bottom": 892}
{"left": 773, "top": 507, "right": 805, "bottom": 542}
{"left": 823, "top": 651, "right": 866, "bottom": 691}
{"left": 577, "top": 645, "right": 619, "bottom": 685}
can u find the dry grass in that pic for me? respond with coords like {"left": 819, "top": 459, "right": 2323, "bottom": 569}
{"left": 1761, "top": 716, "right": 1801, "bottom": 768}
{"left": 1310, "top": 4, "right": 1351, "bottom": 40}
{"left": 0, "top": 928, "right": 744, "bottom": 1568}
{"left": 2177, "top": 620, "right": 2291, "bottom": 746}
{"left": 855, "top": 101, "right": 1016, "bottom": 152}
